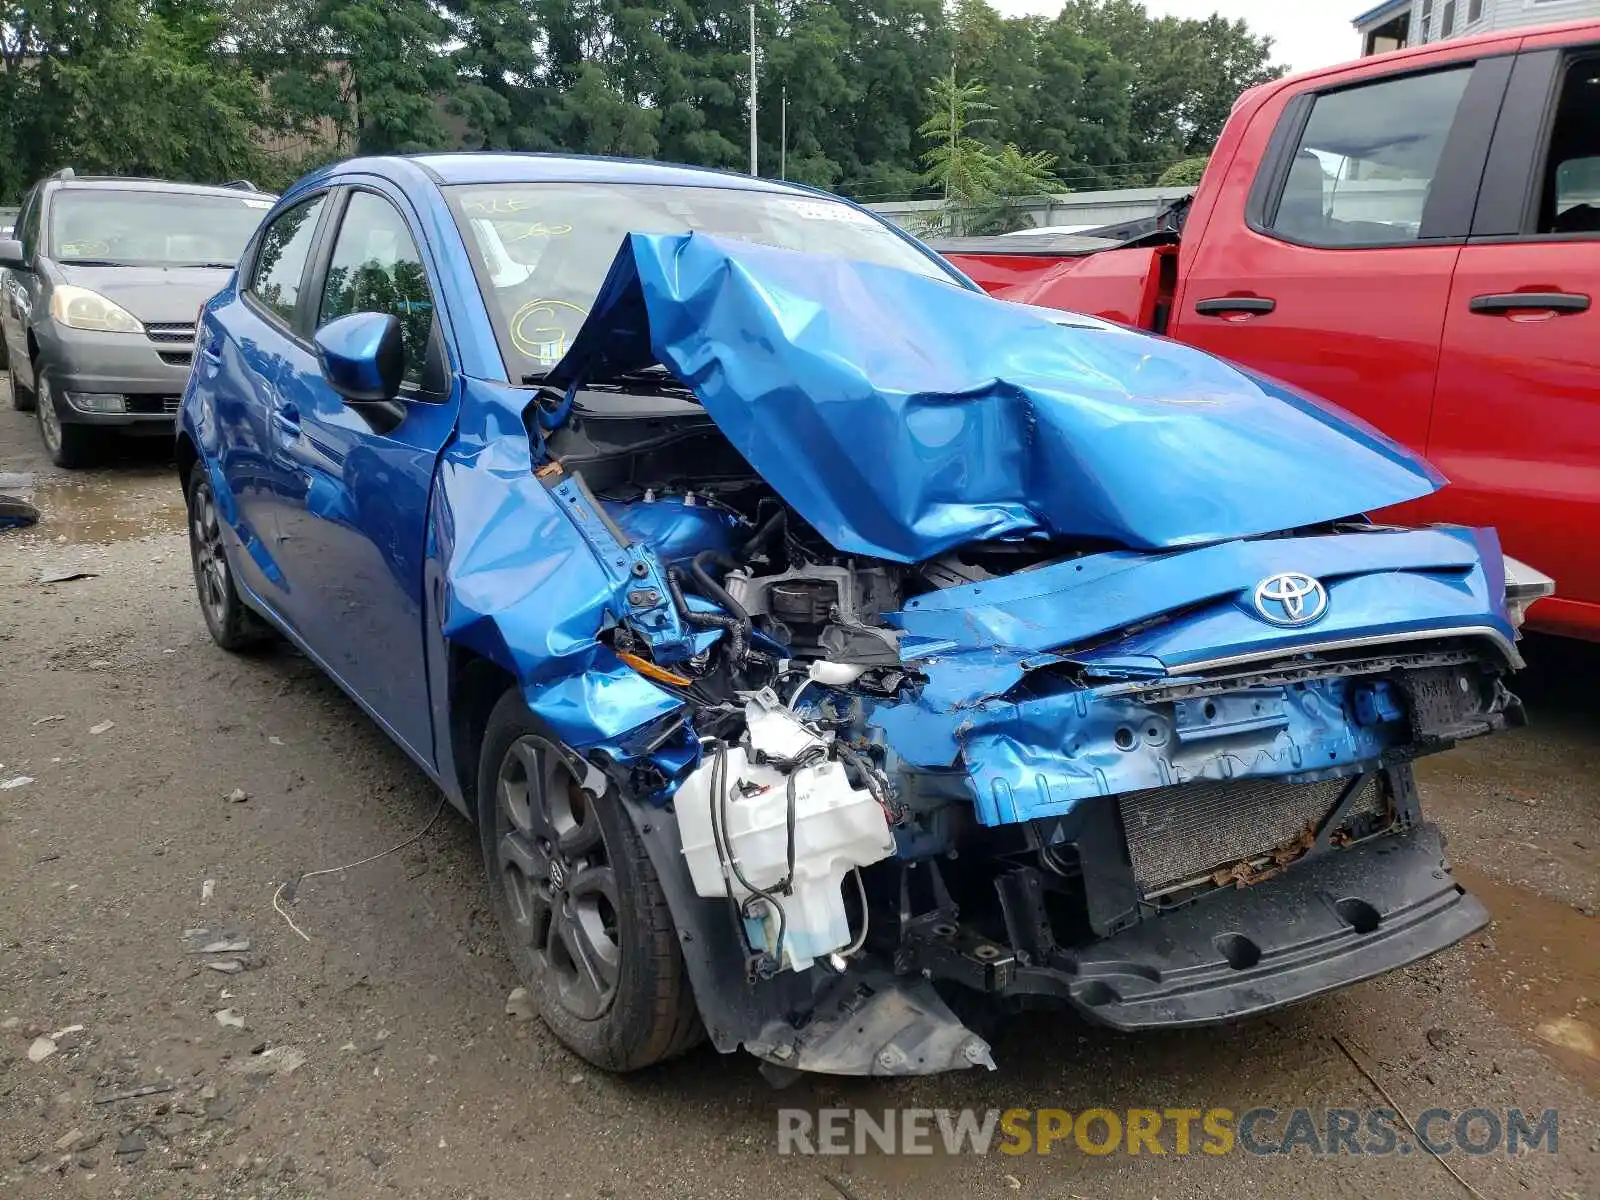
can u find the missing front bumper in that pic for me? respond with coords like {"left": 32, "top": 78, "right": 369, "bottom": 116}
{"left": 1016, "top": 822, "right": 1485, "bottom": 1029}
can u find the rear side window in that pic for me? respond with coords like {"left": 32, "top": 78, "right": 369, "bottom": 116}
{"left": 1267, "top": 68, "right": 1472, "bottom": 247}
{"left": 1540, "top": 57, "right": 1600, "bottom": 235}
{"left": 247, "top": 196, "right": 325, "bottom": 326}
{"left": 317, "top": 192, "right": 435, "bottom": 387}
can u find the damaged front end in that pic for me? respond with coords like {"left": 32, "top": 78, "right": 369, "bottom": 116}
{"left": 445, "top": 233, "right": 1551, "bottom": 1077}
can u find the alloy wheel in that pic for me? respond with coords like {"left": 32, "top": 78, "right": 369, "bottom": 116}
{"left": 189, "top": 478, "right": 231, "bottom": 630}
{"left": 494, "top": 735, "right": 621, "bottom": 1021}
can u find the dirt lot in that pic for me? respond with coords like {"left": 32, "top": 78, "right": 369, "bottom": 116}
{"left": 0, "top": 376, "right": 1596, "bottom": 1199}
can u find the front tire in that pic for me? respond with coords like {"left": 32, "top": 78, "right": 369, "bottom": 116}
{"left": 185, "top": 461, "right": 273, "bottom": 652}
{"left": 35, "top": 367, "right": 93, "bottom": 467}
{"left": 477, "top": 690, "right": 702, "bottom": 1071}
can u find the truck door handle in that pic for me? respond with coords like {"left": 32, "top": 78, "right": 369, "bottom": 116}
{"left": 1194, "top": 296, "right": 1277, "bottom": 316}
{"left": 1469, "top": 291, "right": 1590, "bottom": 314}
{"left": 272, "top": 404, "right": 301, "bottom": 437}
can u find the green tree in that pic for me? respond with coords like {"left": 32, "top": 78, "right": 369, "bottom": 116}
{"left": 918, "top": 72, "right": 1057, "bottom": 235}
{"left": 1156, "top": 155, "right": 1208, "bottom": 187}
{"left": 319, "top": 0, "right": 453, "bottom": 154}
{"left": 918, "top": 72, "right": 997, "bottom": 206}
{"left": 0, "top": 0, "right": 1286, "bottom": 208}
{"left": 1060, "top": 0, "right": 1281, "bottom": 182}
{"left": 58, "top": 0, "right": 265, "bottom": 181}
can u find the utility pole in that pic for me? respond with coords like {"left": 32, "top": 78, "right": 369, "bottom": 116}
{"left": 748, "top": 4, "right": 758, "bottom": 176}
{"left": 946, "top": 61, "right": 955, "bottom": 202}
{"left": 780, "top": 88, "right": 787, "bottom": 180}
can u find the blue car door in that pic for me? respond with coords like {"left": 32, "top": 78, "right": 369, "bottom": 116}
{"left": 206, "top": 191, "right": 332, "bottom": 609}
{"left": 268, "top": 183, "right": 460, "bottom": 763}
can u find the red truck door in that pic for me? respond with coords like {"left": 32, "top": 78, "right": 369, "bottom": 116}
{"left": 1173, "top": 51, "right": 1514, "bottom": 455}
{"left": 1429, "top": 45, "right": 1600, "bottom": 638}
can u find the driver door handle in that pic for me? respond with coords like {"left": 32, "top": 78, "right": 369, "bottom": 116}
{"left": 272, "top": 403, "right": 301, "bottom": 438}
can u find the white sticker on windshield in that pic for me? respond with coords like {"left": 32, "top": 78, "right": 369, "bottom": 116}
{"left": 242, "top": 199, "right": 273, "bottom": 209}
{"left": 773, "top": 197, "right": 878, "bottom": 225}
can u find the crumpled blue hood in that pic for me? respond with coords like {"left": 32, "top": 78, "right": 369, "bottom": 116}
{"left": 546, "top": 232, "right": 1443, "bottom": 562}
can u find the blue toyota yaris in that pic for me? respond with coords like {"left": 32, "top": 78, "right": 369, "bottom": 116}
{"left": 180, "top": 152, "right": 1551, "bottom": 1078}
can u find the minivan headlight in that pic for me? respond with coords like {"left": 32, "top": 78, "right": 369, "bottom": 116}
{"left": 51, "top": 285, "right": 144, "bottom": 334}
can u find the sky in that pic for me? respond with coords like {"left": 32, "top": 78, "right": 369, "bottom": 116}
{"left": 987, "top": 1, "right": 1380, "bottom": 74}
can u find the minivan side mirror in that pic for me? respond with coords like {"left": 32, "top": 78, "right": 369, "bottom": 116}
{"left": 0, "top": 239, "right": 26, "bottom": 270}
{"left": 313, "top": 312, "right": 404, "bottom": 403}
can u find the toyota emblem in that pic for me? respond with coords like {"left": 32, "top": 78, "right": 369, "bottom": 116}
{"left": 1252, "top": 572, "right": 1328, "bottom": 627}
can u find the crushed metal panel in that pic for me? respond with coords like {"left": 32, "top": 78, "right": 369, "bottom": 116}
{"left": 546, "top": 231, "right": 1444, "bottom": 563}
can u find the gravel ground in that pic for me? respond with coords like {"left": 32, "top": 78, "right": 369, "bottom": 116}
{"left": 0, "top": 376, "right": 1596, "bottom": 1199}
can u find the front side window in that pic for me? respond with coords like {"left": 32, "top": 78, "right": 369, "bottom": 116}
{"left": 444, "top": 182, "right": 958, "bottom": 376}
{"left": 317, "top": 192, "right": 436, "bottom": 387}
{"left": 19, "top": 188, "right": 42, "bottom": 259}
{"left": 1267, "top": 67, "right": 1472, "bottom": 247}
{"left": 1540, "top": 57, "right": 1600, "bottom": 235}
{"left": 48, "top": 189, "right": 272, "bottom": 267}
{"left": 247, "top": 196, "right": 326, "bottom": 326}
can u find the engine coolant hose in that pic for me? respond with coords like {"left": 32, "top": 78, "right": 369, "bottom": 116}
{"left": 666, "top": 564, "right": 749, "bottom": 664}
{"left": 739, "top": 507, "right": 786, "bottom": 559}
{"left": 690, "top": 550, "right": 754, "bottom": 663}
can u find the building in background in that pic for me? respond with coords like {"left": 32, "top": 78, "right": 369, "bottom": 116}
{"left": 1355, "top": 0, "right": 1600, "bottom": 56}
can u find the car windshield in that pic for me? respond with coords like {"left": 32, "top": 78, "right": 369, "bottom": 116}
{"left": 49, "top": 189, "right": 274, "bottom": 267}
{"left": 444, "top": 182, "right": 959, "bottom": 375}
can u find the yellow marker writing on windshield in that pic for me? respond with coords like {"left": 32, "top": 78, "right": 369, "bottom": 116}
{"left": 510, "top": 298, "right": 589, "bottom": 364}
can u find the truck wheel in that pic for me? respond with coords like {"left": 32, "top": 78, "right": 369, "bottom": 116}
{"left": 35, "top": 368, "right": 93, "bottom": 467}
{"left": 477, "top": 689, "right": 702, "bottom": 1071}
{"left": 185, "top": 461, "right": 273, "bottom": 652}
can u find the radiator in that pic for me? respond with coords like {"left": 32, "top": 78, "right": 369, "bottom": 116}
{"left": 1117, "top": 774, "right": 1386, "bottom": 899}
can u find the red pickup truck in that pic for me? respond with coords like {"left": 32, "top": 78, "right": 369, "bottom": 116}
{"left": 939, "top": 19, "right": 1600, "bottom": 641}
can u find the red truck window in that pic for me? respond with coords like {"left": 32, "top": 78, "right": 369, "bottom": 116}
{"left": 1263, "top": 67, "right": 1473, "bottom": 248}
{"left": 1540, "top": 57, "right": 1600, "bottom": 234}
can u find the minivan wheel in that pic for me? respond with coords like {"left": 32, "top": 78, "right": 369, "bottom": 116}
{"left": 478, "top": 690, "right": 703, "bottom": 1071}
{"left": 35, "top": 368, "right": 92, "bottom": 467}
{"left": 185, "top": 461, "right": 273, "bottom": 651}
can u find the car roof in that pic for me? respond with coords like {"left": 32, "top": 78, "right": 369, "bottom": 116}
{"left": 48, "top": 178, "right": 276, "bottom": 201}
{"left": 370, "top": 152, "right": 827, "bottom": 197}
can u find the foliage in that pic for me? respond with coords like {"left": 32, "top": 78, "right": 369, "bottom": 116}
{"left": 918, "top": 73, "right": 997, "bottom": 205}
{"left": 1156, "top": 155, "right": 1209, "bottom": 187}
{"left": 0, "top": 0, "right": 1285, "bottom": 205}
{"left": 917, "top": 76, "right": 1059, "bottom": 237}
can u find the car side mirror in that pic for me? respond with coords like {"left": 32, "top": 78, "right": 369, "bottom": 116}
{"left": 0, "top": 239, "right": 26, "bottom": 270}
{"left": 313, "top": 312, "right": 404, "bottom": 403}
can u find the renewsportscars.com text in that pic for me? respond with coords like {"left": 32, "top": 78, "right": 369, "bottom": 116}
{"left": 776, "top": 1107, "right": 1560, "bottom": 1157}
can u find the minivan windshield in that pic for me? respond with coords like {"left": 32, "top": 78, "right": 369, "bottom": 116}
{"left": 444, "top": 182, "right": 960, "bottom": 374}
{"left": 49, "top": 189, "right": 274, "bottom": 268}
